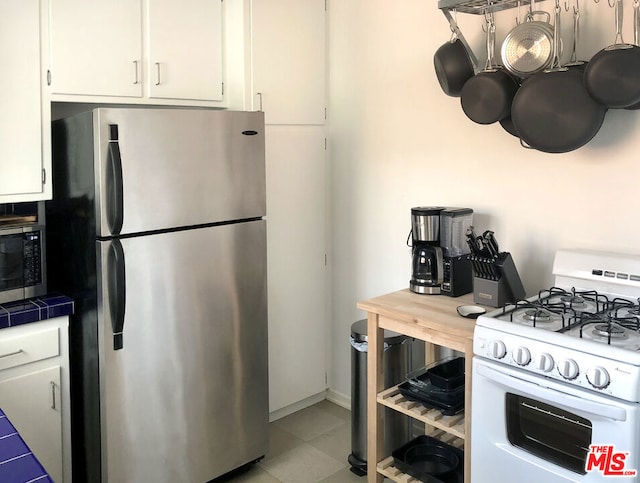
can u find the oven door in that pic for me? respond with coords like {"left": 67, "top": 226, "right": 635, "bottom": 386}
{"left": 471, "top": 357, "right": 640, "bottom": 483}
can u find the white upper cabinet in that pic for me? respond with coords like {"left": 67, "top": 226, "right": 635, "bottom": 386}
{"left": 147, "top": 0, "right": 223, "bottom": 102}
{"left": 49, "top": 0, "right": 143, "bottom": 98}
{"left": 49, "top": 0, "right": 224, "bottom": 105}
{"left": 0, "top": 0, "right": 51, "bottom": 202}
{"left": 252, "top": 0, "right": 326, "bottom": 125}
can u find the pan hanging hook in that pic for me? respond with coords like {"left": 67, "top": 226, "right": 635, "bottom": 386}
{"left": 608, "top": 0, "right": 616, "bottom": 8}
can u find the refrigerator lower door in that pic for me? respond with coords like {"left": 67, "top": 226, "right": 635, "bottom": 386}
{"left": 96, "top": 220, "right": 268, "bottom": 482}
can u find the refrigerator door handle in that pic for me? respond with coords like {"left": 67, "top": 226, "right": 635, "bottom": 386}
{"left": 106, "top": 124, "right": 124, "bottom": 236}
{"left": 107, "top": 239, "right": 126, "bottom": 350}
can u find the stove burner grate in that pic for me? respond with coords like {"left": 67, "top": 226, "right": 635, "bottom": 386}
{"left": 539, "top": 287, "right": 609, "bottom": 313}
{"left": 503, "top": 300, "right": 574, "bottom": 329}
{"left": 592, "top": 323, "right": 629, "bottom": 340}
{"left": 523, "top": 309, "right": 552, "bottom": 322}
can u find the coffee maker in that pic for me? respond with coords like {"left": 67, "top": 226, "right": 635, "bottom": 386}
{"left": 409, "top": 207, "right": 473, "bottom": 297}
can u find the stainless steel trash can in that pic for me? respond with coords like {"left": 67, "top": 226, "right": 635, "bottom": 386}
{"left": 348, "top": 319, "right": 412, "bottom": 476}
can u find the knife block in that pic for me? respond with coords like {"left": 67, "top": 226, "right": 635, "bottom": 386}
{"left": 472, "top": 252, "right": 525, "bottom": 307}
{"left": 473, "top": 277, "right": 510, "bottom": 307}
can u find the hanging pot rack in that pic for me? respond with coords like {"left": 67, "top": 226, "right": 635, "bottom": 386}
{"left": 438, "top": 0, "right": 543, "bottom": 14}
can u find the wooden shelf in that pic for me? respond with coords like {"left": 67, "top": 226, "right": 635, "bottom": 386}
{"left": 377, "top": 385, "right": 465, "bottom": 440}
{"left": 376, "top": 428, "right": 464, "bottom": 483}
{"left": 357, "top": 289, "right": 479, "bottom": 483}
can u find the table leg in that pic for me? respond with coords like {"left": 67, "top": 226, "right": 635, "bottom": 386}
{"left": 367, "top": 312, "right": 384, "bottom": 483}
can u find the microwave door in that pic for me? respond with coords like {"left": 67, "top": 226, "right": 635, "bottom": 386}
{"left": 0, "top": 226, "right": 46, "bottom": 304}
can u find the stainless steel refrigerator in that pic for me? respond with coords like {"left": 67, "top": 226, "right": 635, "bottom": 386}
{"left": 46, "top": 108, "right": 269, "bottom": 483}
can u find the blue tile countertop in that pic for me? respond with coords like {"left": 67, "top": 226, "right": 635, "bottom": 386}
{"left": 0, "top": 294, "right": 74, "bottom": 330}
{"left": 0, "top": 408, "right": 53, "bottom": 482}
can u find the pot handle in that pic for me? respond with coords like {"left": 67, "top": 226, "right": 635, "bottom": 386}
{"left": 527, "top": 10, "right": 551, "bottom": 23}
{"left": 614, "top": 0, "right": 625, "bottom": 45}
{"left": 634, "top": 0, "right": 639, "bottom": 45}
{"left": 441, "top": 8, "right": 479, "bottom": 69}
{"left": 551, "top": 0, "right": 562, "bottom": 68}
{"left": 484, "top": 12, "right": 497, "bottom": 70}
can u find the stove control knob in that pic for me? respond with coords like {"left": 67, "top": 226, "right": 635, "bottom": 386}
{"left": 512, "top": 347, "right": 531, "bottom": 366}
{"left": 534, "top": 353, "right": 555, "bottom": 372}
{"left": 557, "top": 359, "right": 580, "bottom": 380}
{"left": 488, "top": 340, "right": 507, "bottom": 359}
{"left": 586, "top": 366, "right": 610, "bottom": 389}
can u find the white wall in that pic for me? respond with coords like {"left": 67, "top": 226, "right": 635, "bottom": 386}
{"left": 327, "top": 0, "right": 640, "bottom": 400}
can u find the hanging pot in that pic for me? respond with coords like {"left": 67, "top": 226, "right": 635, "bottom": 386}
{"left": 460, "top": 15, "right": 519, "bottom": 125}
{"left": 511, "top": 0, "right": 607, "bottom": 153}
{"left": 501, "top": 6, "right": 555, "bottom": 78}
{"left": 434, "top": 37, "right": 475, "bottom": 97}
{"left": 584, "top": 0, "right": 640, "bottom": 109}
{"left": 499, "top": 116, "right": 519, "bottom": 137}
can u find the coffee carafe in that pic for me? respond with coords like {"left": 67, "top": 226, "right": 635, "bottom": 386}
{"left": 409, "top": 207, "right": 444, "bottom": 294}
{"left": 409, "top": 207, "right": 474, "bottom": 297}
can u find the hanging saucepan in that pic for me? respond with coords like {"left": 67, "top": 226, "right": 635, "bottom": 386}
{"left": 501, "top": 0, "right": 555, "bottom": 78}
{"left": 511, "top": 0, "right": 607, "bottom": 153}
{"left": 626, "top": 0, "right": 640, "bottom": 109}
{"left": 584, "top": 0, "right": 640, "bottom": 108}
{"left": 434, "top": 14, "right": 476, "bottom": 97}
{"left": 460, "top": 13, "right": 519, "bottom": 125}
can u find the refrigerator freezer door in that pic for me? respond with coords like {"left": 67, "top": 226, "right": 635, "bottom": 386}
{"left": 93, "top": 108, "right": 266, "bottom": 237}
{"left": 96, "top": 220, "right": 268, "bottom": 482}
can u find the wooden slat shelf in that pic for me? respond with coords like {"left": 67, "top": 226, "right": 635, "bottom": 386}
{"left": 376, "top": 428, "right": 464, "bottom": 482}
{"left": 377, "top": 457, "right": 421, "bottom": 483}
{"left": 377, "top": 385, "right": 465, "bottom": 440}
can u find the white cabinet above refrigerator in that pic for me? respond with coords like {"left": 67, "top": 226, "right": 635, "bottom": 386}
{"left": 49, "top": 0, "right": 224, "bottom": 106}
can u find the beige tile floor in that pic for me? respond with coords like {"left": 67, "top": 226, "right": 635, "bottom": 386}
{"left": 225, "top": 400, "right": 365, "bottom": 483}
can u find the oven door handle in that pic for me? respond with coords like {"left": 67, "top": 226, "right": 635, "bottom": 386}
{"left": 476, "top": 362, "right": 628, "bottom": 422}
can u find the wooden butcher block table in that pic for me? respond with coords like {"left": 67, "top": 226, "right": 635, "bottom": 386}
{"left": 357, "top": 289, "right": 479, "bottom": 483}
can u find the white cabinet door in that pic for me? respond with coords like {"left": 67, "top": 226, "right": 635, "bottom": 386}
{"left": 266, "top": 126, "right": 327, "bottom": 412}
{"left": 0, "top": 0, "right": 51, "bottom": 201}
{"left": 252, "top": 0, "right": 326, "bottom": 125}
{"left": 0, "top": 366, "right": 62, "bottom": 483}
{"left": 49, "top": 0, "right": 143, "bottom": 98}
{"left": 147, "top": 0, "right": 223, "bottom": 101}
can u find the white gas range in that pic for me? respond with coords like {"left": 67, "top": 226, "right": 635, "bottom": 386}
{"left": 471, "top": 249, "right": 640, "bottom": 482}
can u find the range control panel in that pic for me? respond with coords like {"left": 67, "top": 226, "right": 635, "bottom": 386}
{"left": 474, "top": 325, "right": 640, "bottom": 403}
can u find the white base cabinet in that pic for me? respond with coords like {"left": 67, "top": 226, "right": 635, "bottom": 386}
{"left": 0, "top": 318, "right": 71, "bottom": 483}
{"left": 0, "top": 0, "right": 51, "bottom": 202}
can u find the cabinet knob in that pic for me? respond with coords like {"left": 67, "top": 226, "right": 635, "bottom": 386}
{"left": 155, "top": 62, "right": 161, "bottom": 86}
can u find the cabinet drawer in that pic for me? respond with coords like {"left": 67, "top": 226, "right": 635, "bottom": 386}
{"left": 0, "top": 327, "right": 59, "bottom": 371}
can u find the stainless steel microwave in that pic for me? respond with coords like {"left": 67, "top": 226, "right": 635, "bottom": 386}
{"left": 0, "top": 224, "right": 46, "bottom": 304}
